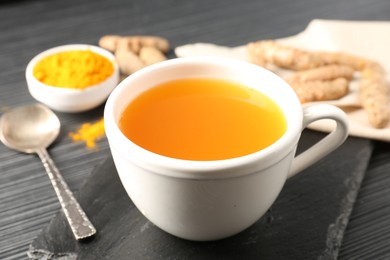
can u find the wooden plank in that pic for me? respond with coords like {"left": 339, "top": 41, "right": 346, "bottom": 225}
{"left": 0, "top": 0, "right": 387, "bottom": 258}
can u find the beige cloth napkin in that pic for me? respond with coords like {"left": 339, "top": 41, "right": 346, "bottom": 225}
{"left": 175, "top": 19, "right": 390, "bottom": 142}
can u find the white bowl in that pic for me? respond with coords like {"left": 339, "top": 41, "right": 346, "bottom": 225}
{"left": 26, "top": 44, "right": 119, "bottom": 113}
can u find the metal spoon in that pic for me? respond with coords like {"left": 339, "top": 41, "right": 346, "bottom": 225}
{"left": 0, "top": 103, "right": 96, "bottom": 240}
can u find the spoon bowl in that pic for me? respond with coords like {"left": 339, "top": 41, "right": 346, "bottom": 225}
{"left": 0, "top": 103, "right": 96, "bottom": 240}
{"left": 0, "top": 103, "right": 60, "bottom": 153}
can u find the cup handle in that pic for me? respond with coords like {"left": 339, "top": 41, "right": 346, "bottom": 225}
{"left": 288, "top": 104, "right": 349, "bottom": 178}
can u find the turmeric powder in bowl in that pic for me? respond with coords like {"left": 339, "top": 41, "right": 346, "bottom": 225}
{"left": 33, "top": 50, "right": 114, "bottom": 89}
{"left": 26, "top": 44, "right": 119, "bottom": 113}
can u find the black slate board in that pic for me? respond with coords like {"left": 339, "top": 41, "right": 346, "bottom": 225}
{"left": 338, "top": 141, "right": 390, "bottom": 259}
{"left": 27, "top": 130, "right": 373, "bottom": 260}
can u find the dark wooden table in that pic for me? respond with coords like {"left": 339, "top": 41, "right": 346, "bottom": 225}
{"left": 1, "top": 0, "right": 389, "bottom": 259}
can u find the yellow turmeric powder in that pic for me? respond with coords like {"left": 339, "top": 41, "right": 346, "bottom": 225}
{"left": 69, "top": 118, "right": 105, "bottom": 149}
{"left": 33, "top": 50, "right": 114, "bottom": 89}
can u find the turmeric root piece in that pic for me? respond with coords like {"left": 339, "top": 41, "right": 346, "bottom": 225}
{"left": 247, "top": 39, "right": 390, "bottom": 128}
{"left": 115, "top": 46, "right": 167, "bottom": 75}
{"left": 134, "top": 36, "right": 170, "bottom": 53}
{"left": 316, "top": 52, "right": 368, "bottom": 71}
{"left": 115, "top": 48, "right": 145, "bottom": 75}
{"left": 99, "top": 35, "right": 170, "bottom": 75}
{"left": 116, "top": 37, "right": 141, "bottom": 53}
{"left": 139, "top": 46, "right": 167, "bottom": 66}
{"left": 362, "top": 61, "right": 386, "bottom": 77}
{"left": 98, "top": 35, "right": 121, "bottom": 52}
{"left": 288, "top": 78, "right": 349, "bottom": 103}
{"left": 99, "top": 35, "right": 170, "bottom": 54}
{"left": 247, "top": 40, "right": 370, "bottom": 71}
{"left": 359, "top": 62, "right": 389, "bottom": 128}
{"left": 288, "top": 64, "right": 354, "bottom": 82}
{"left": 247, "top": 40, "right": 325, "bottom": 70}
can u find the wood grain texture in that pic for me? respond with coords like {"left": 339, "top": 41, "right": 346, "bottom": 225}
{"left": 0, "top": 0, "right": 389, "bottom": 259}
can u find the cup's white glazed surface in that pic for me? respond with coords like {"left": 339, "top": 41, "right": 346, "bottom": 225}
{"left": 104, "top": 57, "right": 348, "bottom": 241}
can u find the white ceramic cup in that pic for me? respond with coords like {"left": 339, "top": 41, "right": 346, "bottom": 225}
{"left": 104, "top": 57, "right": 349, "bottom": 241}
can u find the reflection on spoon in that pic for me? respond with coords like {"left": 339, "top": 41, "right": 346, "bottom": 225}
{"left": 0, "top": 103, "right": 96, "bottom": 240}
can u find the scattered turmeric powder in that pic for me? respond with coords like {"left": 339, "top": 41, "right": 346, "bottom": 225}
{"left": 33, "top": 50, "right": 114, "bottom": 89}
{"left": 69, "top": 118, "right": 105, "bottom": 149}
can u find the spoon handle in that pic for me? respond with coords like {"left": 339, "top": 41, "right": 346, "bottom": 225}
{"left": 37, "top": 148, "right": 96, "bottom": 240}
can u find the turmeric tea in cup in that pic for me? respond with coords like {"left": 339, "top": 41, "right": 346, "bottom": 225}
{"left": 104, "top": 57, "right": 348, "bottom": 241}
{"left": 119, "top": 78, "right": 287, "bottom": 161}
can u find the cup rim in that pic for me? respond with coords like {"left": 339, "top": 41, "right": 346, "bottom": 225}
{"left": 104, "top": 57, "right": 302, "bottom": 179}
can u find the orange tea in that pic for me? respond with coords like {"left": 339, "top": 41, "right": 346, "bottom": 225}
{"left": 119, "top": 78, "right": 287, "bottom": 160}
